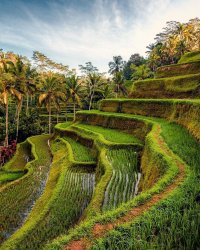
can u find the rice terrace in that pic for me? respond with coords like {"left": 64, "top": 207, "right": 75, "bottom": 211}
{"left": 0, "top": 1, "right": 200, "bottom": 249}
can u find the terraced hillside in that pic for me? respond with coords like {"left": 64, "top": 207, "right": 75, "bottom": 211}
{"left": 0, "top": 52, "right": 200, "bottom": 250}
{"left": 130, "top": 51, "right": 200, "bottom": 98}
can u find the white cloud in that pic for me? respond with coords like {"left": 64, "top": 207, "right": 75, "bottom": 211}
{"left": 0, "top": 0, "right": 199, "bottom": 72}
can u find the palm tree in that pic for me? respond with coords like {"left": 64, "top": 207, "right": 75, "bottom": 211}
{"left": 0, "top": 57, "right": 23, "bottom": 146}
{"left": 131, "top": 64, "right": 153, "bottom": 80}
{"left": 85, "top": 73, "right": 102, "bottom": 110}
{"left": 112, "top": 72, "right": 127, "bottom": 98}
{"left": 108, "top": 56, "right": 124, "bottom": 75}
{"left": 23, "top": 65, "right": 37, "bottom": 116}
{"left": 38, "top": 74, "right": 65, "bottom": 134}
{"left": 9, "top": 57, "right": 26, "bottom": 140}
{"left": 65, "top": 75, "right": 82, "bottom": 121}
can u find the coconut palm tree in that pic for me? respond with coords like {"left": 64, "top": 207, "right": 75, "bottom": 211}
{"left": 0, "top": 57, "right": 23, "bottom": 146}
{"left": 8, "top": 57, "right": 26, "bottom": 140}
{"left": 108, "top": 56, "right": 124, "bottom": 75}
{"left": 38, "top": 74, "right": 65, "bottom": 134}
{"left": 112, "top": 72, "right": 127, "bottom": 98}
{"left": 85, "top": 73, "right": 102, "bottom": 110}
{"left": 23, "top": 65, "right": 37, "bottom": 116}
{"left": 65, "top": 75, "right": 82, "bottom": 121}
{"left": 131, "top": 64, "right": 153, "bottom": 81}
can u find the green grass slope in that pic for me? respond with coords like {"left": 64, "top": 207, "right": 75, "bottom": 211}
{"left": 130, "top": 73, "right": 200, "bottom": 98}
{"left": 178, "top": 50, "right": 200, "bottom": 64}
{"left": 0, "top": 135, "right": 51, "bottom": 244}
{"left": 0, "top": 141, "right": 32, "bottom": 186}
{"left": 99, "top": 99, "right": 200, "bottom": 141}
{"left": 155, "top": 61, "right": 200, "bottom": 78}
{"left": 44, "top": 113, "right": 200, "bottom": 250}
{"left": 1, "top": 137, "right": 95, "bottom": 250}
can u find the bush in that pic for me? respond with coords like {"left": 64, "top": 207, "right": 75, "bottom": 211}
{"left": 0, "top": 140, "right": 16, "bottom": 167}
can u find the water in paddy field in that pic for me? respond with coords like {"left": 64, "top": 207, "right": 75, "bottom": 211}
{"left": 102, "top": 149, "right": 141, "bottom": 211}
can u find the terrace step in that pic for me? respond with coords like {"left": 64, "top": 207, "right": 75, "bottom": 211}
{"left": 47, "top": 114, "right": 200, "bottom": 250}
{"left": 0, "top": 140, "right": 32, "bottom": 187}
{"left": 155, "top": 60, "right": 200, "bottom": 78}
{"left": 130, "top": 73, "right": 200, "bottom": 98}
{"left": 61, "top": 136, "right": 96, "bottom": 163}
{"left": 72, "top": 123, "right": 142, "bottom": 145}
{"left": 98, "top": 99, "right": 200, "bottom": 141}
{"left": 1, "top": 137, "right": 95, "bottom": 250}
{"left": 0, "top": 135, "right": 51, "bottom": 244}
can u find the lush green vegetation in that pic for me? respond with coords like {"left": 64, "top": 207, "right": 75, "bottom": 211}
{"left": 0, "top": 171, "right": 24, "bottom": 184}
{"left": 88, "top": 120, "right": 200, "bottom": 250}
{"left": 0, "top": 135, "right": 51, "bottom": 244}
{"left": 72, "top": 123, "right": 141, "bottom": 144}
{"left": 62, "top": 137, "right": 95, "bottom": 162}
{"left": 131, "top": 73, "right": 200, "bottom": 97}
{"left": 44, "top": 118, "right": 181, "bottom": 250}
{"left": 102, "top": 148, "right": 139, "bottom": 211}
{"left": 178, "top": 50, "right": 200, "bottom": 64}
{"left": 1, "top": 138, "right": 95, "bottom": 250}
{"left": 1, "top": 16, "right": 200, "bottom": 250}
{"left": 99, "top": 99, "right": 200, "bottom": 141}
{"left": 155, "top": 61, "right": 200, "bottom": 78}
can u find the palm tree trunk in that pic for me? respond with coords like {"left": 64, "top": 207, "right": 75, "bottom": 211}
{"left": 73, "top": 102, "right": 76, "bottom": 121}
{"left": 65, "top": 103, "right": 68, "bottom": 122}
{"left": 89, "top": 90, "right": 94, "bottom": 110}
{"left": 26, "top": 94, "right": 29, "bottom": 116}
{"left": 56, "top": 112, "right": 59, "bottom": 124}
{"left": 49, "top": 105, "right": 51, "bottom": 134}
{"left": 16, "top": 100, "right": 22, "bottom": 142}
{"left": 5, "top": 95, "right": 9, "bottom": 147}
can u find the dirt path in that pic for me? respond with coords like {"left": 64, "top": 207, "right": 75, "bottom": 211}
{"left": 64, "top": 126, "right": 186, "bottom": 250}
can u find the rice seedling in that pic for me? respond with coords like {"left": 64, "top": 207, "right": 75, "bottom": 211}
{"left": 103, "top": 148, "right": 140, "bottom": 211}
{"left": 87, "top": 118, "right": 200, "bottom": 250}
{"left": 1, "top": 139, "right": 95, "bottom": 250}
{"left": 0, "top": 171, "right": 24, "bottom": 184}
{"left": 73, "top": 123, "right": 141, "bottom": 144}
{"left": 62, "top": 136, "right": 96, "bottom": 162}
{"left": 0, "top": 135, "right": 51, "bottom": 244}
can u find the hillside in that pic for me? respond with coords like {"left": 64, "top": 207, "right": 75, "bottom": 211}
{"left": 0, "top": 53, "right": 200, "bottom": 250}
{"left": 130, "top": 51, "right": 200, "bottom": 98}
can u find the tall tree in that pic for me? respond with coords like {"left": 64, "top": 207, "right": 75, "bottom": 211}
{"left": 32, "top": 51, "right": 69, "bottom": 74}
{"left": 65, "top": 75, "right": 82, "bottom": 121}
{"left": 112, "top": 72, "right": 127, "bottom": 98}
{"left": 0, "top": 56, "right": 23, "bottom": 145}
{"left": 79, "top": 62, "right": 99, "bottom": 74}
{"left": 23, "top": 65, "right": 37, "bottom": 116}
{"left": 123, "top": 53, "right": 145, "bottom": 80}
{"left": 85, "top": 73, "right": 103, "bottom": 110}
{"left": 131, "top": 64, "right": 153, "bottom": 80}
{"left": 38, "top": 74, "right": 65, "bottom": 134}
{"left": 108, "top": 56, "right": 125, "bottom": 75}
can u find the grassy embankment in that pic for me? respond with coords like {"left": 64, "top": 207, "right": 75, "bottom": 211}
{"left": 1, "top": 127, "right": 96, "bottom": 249}
{"left": 129, "top": 50, "right": 200, "bottom": 98}
{"left": 0, "top": 141, "right": 31, "bottom": 185}
{"left": 0, "top": 135, "right": 51, "bottom": 244}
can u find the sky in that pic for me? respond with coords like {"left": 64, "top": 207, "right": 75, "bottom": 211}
{"left": 0, "top": 0, "right": 199, "bottom": 72}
